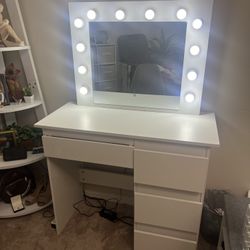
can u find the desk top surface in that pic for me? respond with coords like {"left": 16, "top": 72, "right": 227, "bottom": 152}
{"left": 35, "top": 103, "right": 219, "bottom": 147}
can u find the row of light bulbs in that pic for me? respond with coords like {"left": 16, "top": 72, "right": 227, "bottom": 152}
{"left": 75, "top": 8, "right": 203, "bottom": 104}
{"left": 74, "top": 9, "right": 203, "bottom": 28}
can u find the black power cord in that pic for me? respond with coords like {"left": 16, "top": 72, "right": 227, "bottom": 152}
{"left": 73, "top": 190, "right": 133, "bottom": 226}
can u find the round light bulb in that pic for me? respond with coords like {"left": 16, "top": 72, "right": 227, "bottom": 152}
{"left": 145, "top": 9, "right": 155, "bottom": 20}
{"left": 176, "top": 8, "right": 187, "bottom": 20}
{"left": 76, "top": 43, "right": 86, "bottom": 52}
{"left": 187, "top": 70, "right": 198, "bottom": 81}
{"left": 87, "top": 9, "right": 97, "bottom": 20}
{"left": 185, "top": 93, "right": 195, "bottom": 103}
{"left": 115, "top": 9, "right": 125, "bottom": 20}
{"left": 190, "top": 45, "right": 201, "bottom": 56}
{"left": 80, "top": 86, "right": 88, "bottom": 95}
{"left": 192, "top": 19, "right": 203, "bottom": 30}
{"left": 74, "top": 18, "right": 84, "bottom": 29}
{"left": 78, "top": 65, "right": 87, "bottom": 75}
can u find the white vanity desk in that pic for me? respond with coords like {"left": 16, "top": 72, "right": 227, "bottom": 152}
{"left": 36, "top": 102, "right": 219, "bottom": 250}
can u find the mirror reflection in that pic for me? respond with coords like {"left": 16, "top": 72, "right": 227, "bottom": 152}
{"left": 89, "top": 22, "right": 187, "bottom": 96}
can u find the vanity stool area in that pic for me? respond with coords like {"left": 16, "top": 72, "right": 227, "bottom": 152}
{"left": 36, "top": 103, "right": 219, "bottom": 250}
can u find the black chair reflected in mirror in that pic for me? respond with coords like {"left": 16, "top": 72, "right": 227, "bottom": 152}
{"left": 131, "top": 64, "right": 165, "bottom": 95}
{"left": 117, "top": 34, "right": 150, "bottom": 91}
{"left": 117, "top": 33, "right": 182, "bottom": 96}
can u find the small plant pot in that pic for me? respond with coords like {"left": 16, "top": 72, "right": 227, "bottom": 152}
{"left": 24, "top": 95, "right": 34, "bottom": 103}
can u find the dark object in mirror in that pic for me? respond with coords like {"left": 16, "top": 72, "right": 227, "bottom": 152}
{"left": 89, "top": 22, "right": 187, "bottom": 96}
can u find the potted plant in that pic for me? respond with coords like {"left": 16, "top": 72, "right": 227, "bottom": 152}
{"left": 23, "top": 83, "right": 34, "bottom": 103}
{"left": 6, "top": 123, "right": 43, "bottom": 151}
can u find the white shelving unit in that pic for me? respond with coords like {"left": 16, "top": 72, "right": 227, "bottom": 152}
{"left": 0, "top": 200, "right": 52, "bottom": 219}
{"left": 0, "top": 101, "right": 42, "bottom": 114}
{"left": 0, "top": 0, "right": 49, "bottom": 218}
{"left": 0, "top": 46, "right": 30, "bottom": 52}
{"left": 0, "top": 152, "right": 44, "bottom": 170}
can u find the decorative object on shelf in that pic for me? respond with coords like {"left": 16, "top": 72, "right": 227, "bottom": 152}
{"left": 0, "top": 130, "right": 17, "bottom": 153}
{"left": 25, "top": 166, "right": 51, "bottom": 207}
{"left": 5, "top": 63, "right": 24, "bottom": 103}
{"left": 0, "top": 167, "right": 35, "bottom": 204}
{"left": 23, "top": 83, "right": 34, "bottom": 103}
{"left": 0, "top": 3, "right": 24, "bottom": 47}
{"left": 3, "top": 147, "right": 27, "bottom": 161}
{"left": 0, "top": 74, "right": 10, "bottom": 105}
{"left": 6, "top": 123, "right": 43, "bottom": 151}
{"left": 0, "top": 90, "right": 4, "bottom": 107}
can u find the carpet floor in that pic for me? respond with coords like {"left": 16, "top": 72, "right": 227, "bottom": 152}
{"left": 0, "top": 205, "right": 216, "bottom": 250}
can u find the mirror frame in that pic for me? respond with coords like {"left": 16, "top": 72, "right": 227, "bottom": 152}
{"left": 69, "top": 0, "right": 214, "bottom": 114}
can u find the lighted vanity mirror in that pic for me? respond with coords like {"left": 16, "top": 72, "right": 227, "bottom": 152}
{"left": 69, "top": 0, "right": 214, "bottom": 114}
{"left": 89, "top": 22, "right": 187, "bottom": 97}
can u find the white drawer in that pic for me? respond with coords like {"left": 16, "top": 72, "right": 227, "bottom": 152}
{"left": 135, "top": 230, "right": 197, "bottom": 250}
{"left": 97, "top": 65, "right": 116, "bottom": 81}
{"left": 96, "top": 46, "right": 115, "bottom": 64}
{"left": 134, "top": 149, "right": 208, "bottom": 193}
{"left": 135, "top": 193, "right": 202, "bottom": 233}
{"left": 42, "top": 136, "right": 133, "bottom": 168}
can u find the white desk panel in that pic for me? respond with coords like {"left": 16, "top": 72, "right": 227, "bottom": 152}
{"left": 35, "top": 103, "right": 219, "bottom": 147}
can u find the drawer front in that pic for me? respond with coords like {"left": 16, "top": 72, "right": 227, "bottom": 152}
{"left": 97, "top": 46, "right": 115, "bottom": 64}
{"left": 97, "top": 65, "right": 116, "bottom": 82}
{"left": 134, "top": 149, "right": 208, "bottom": 193}
{"left": 135, "top": 230, "right": 197, "bottom": 250}
{"left": 135, "top": 193, "right": 202, "bottom": 233}
{"left": 43, "top": 136, "right": 133, "bottom": 168}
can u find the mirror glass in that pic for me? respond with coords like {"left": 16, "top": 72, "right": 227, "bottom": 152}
{"left": 89, "top": 22, "right": 187, "bottom": 97}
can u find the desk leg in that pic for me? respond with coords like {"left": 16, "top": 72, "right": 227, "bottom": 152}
{"left": 47, "top": 158, "right": 82, "bottom": 234}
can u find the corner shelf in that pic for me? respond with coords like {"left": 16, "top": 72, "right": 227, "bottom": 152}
{"left": 0, "top": 101, "right": 42, "bottom": 114}
{"left": 0, "top": 152, "right": 45, "bottom": 170}
{"left": 0, "top": 200, "right": 52, "bottom": 218}
{"left": 0, "top": 0, "right": 48, "bottom": 219}
{"left": 0, "top": 46, "right": 30, "bottom": 52}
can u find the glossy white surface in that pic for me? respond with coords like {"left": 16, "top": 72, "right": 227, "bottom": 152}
{"left": 0, "top": 101, "right": 42, "bottom": 114}
{"left": 0, "top": 46, "right": 30, "bottom": 52}
{"left": 35, "top": 103, "right": 219, "bottom": 147}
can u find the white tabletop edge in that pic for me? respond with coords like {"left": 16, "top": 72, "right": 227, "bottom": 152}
{"left": 36, "top": 103, "right": 220, "bottom": 147}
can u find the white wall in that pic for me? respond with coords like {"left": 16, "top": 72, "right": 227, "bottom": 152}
{"left": 19, "top": 0, "right": 250, "bottom": 195}
{"left": 19, "top": 0, "right": 77, "bottom": 113}
{"left": 203, "top": 0, "right": 250, "bottom": 195}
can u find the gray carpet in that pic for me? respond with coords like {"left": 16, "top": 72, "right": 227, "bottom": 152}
{"left": 0, "top": 205, "right": 216, "bottom": 250}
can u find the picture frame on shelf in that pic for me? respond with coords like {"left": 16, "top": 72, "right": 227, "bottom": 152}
{"left": 5, "top": 63, "right": 24, "bottom": 103}
{"left": 0, "top": 74, "right": 10, "bottom": 106}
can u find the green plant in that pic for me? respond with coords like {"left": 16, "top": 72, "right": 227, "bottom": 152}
{"left": 6, "top": 123, "right": 42, "bottom": 144}
{"left": 23, "top": 83, "right": 34, "bottom": 96}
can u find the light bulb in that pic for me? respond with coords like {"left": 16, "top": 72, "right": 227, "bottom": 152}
{"left": 176, "top": 8, "right": 187, "bottom": 20}
{"left": 80, "top": 86, "right": 88, "bottom": 95}
{"left": 74, "top": 18, "right": 84, "bottom": 28}
{"left": 115, "top": 9, "right": 125, "bottom": 20}
{"left": 87, "top": 9, "right": 97, "bottom": 20}
{"left": 76, "top": 43, "right": 85, "bottom": 52}
{"left": 187, "top": 70, "right": 198, "bottom": 81}
{"left": 185, "top": 93, "right": 195, "bottom": 103}
{"left": 192, "top": 19, "right": 203, "bottom": 30}
{"left": 190, "top": 45, "right": 201, "bottom": 56}
{"left": 78, "top": 65, "right": 87, "bottom": 75}
{"left": 145, "top": 9, "right": 155, "bottom": 20}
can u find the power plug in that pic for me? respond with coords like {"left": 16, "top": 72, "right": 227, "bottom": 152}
{"left": 99, "top": 208, "right": 117, "bottom": 222}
